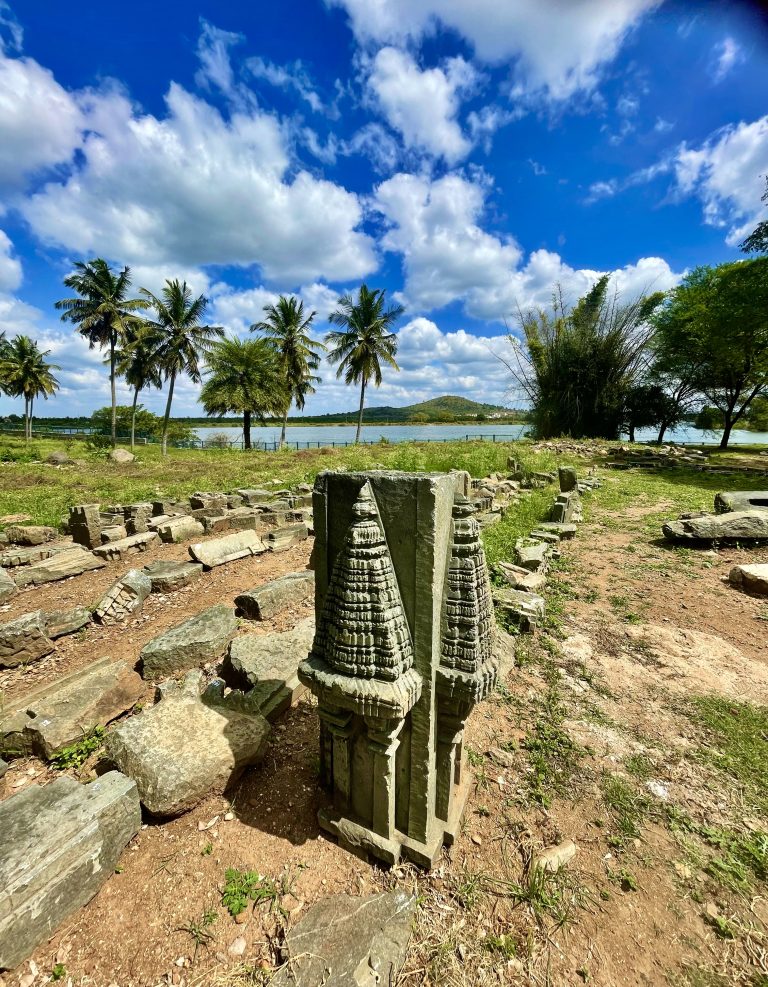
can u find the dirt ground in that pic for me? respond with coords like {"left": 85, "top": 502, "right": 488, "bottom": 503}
{"left": 2, "top": 473, "right": 768, "bottom": 987}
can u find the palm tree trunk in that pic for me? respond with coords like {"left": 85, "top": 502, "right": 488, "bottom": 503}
{"left": 24, "top": 396, "right": 30, "bottom": 442}
{"left": 130, "top": 387, "right": 140, "bottom": 451}
{"left": 161, "top": 372, "right": 176, "bottom": 456}
{"left": 28, "top": 396, "right": 34, "bottom": 441}
{"left": 355, "top": 378, "right": 366, "bottom": 444}
{"left": 243, "top": 409, "right": 252, "bottom": 450}
{"left": 110, "top": 334, "right": 117, "bottom": 448}
{"left": 280, "top": 405, "right": 289, "bottom": 449}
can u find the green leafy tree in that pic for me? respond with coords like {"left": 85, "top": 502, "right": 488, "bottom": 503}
{"left": 504, "top": 276, "right": 664, "bottom": 439}
{"left": 740, "top": 177, "right": 768, "bottom": 254}
{"left": 653, "top": 258, "right": 768, "bottom": 448}
{"left": 251, "top": 295, "right": 324, "bottom": 448}
{"left": 91, "top": 404, "right": 159, "bottom": 440}
{"left": 326, "top": 284, "right": 404, "bottom": 443}
{"left": 115, "top": 327, "right": 163, "bottom": 450}
{"left": 745, "top": 394, "right": 768, "bottom": 431}
{"left": 55, "top": 260, "right": 147, "bottom": 447}
{"left": 140, "top": 280, "right": 224, "bottom": 455}
{"left": 200, "top": 336, "right": 286, "bottom": 449}
{"left": 0, "top": 335, "right": 60, "bottom": 440}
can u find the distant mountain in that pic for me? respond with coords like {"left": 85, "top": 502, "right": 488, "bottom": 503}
{"left": 289, "top": 395, "right": 523, "bottom": 424}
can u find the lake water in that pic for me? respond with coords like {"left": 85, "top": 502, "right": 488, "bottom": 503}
{"left": 193, "top": 422, "right": 768, "bottom": 448}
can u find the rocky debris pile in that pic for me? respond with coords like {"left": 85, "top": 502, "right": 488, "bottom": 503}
{"left": 271, "top": 891, "right": 416, "bottom": 987}
{"left": 608, "top": 444, "right": 708, "bottom": 469}
{"left": 105, "top": 670, "right": 270, "bottom": 816}
{"left": 93, "top": 569, "right": 152, "bottom": 624}
{"left": 235, "top": 570, "right": 314, "bottom": 619}
{"left": 728, "top": 563, "right": 768, "bottom": 596}
{"left": 0, "top": 771, "right": 140, "bottom": 970}
{"left": 1, "top": 656, "right": 143, "bottom": 759}
{"left": 222, "top": 616, "right": 315, "bottom": 720}
{"left": 138, "top": 604, "right": 238, "bottom": 678}
{"left": 531, "top": 441, "right": 611, "bottom": 458}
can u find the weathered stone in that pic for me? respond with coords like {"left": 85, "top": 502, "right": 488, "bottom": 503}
{"left": 493, "top": 587, "right": 546, "bottom": 632}
{"left": 533, "top": 839, "right": 578, "bottom": 873}
{"left": 1, "top": 656, "right": 143, "bottom": 759}
{"left": 153, "top": 499, "right": 188, "bottom": 517}
{"left": 226, "top": 494, "right": 244, "bottom": 509}
{"left": 236, "top": 488, "right": 274, "bottom": 506}
{"left": 715, "top": 491, "right": 768, "bottom": 514}
{"left": 12, "top": 546, "right": 106, "bottom": 587}
{"left": 0, "top": 567, "right": 17, "bottom": 603}
{"left": 495, "top": 561, "right": 547, "bottom": 593}
{"left": 100, "top": 524, "right": 128, "bottom": 543}
{"left": 537, "top": 522, "right": 577, "bottom": 540}
{"left": 139, "top": 605, "right": 238, "bottom": 678}
{"left": 222, "top": 617, "right": 314, "bottom": 719}
{"left": 142, "top": 560, "right": 204, "bottom": 592}
{"left": 69, "top": 504, "right": 102, "bottom": 549}
{"left": 0, "top": 772, "right": 140, "bottom": 970}
{"left": 92, "top": 530, "right": 159, "bottom": 561}
{"left": 189, "top": 492, "right": 228, "bottom": 510}
{"left": 189, "top": 529, "right": 267, "bottom": 567}
{"left": 109, "top": 448, "right": 135, "bottom": 463}
{"left": 529, "top": 528, "right": 561, "bottom": 544}
{"left": 729, "top": 564, "right": 768, "bottom": 596}
{"left": 123, "top": 502, "right": 153, "bottom": 535}
{"left": 235, "top": 571, "right": 315, "bottom": 620}
{"left": 105, "top": 670, "right": 270, "bottom": 816}
{"left": 0, "top": 611, "right": 55, "bottom": 668}
{"left": 266, "top": 523, "right": 309, "bottom": 552}
{"left": 301, "top": 474, "right": 496, "bottom": 868}
{"left": 3, "top": 525, "right": 56, "bottom": 546}
{"left": 156, "top": 515, "right": 205, "bottom": 543}
{"left": 0, "top": 543, "right": 72, "bottom": 568}
{"left": 94, "top": 569, "right": 152, "bottom": 624}
{"left": 271, "top": 891, "right": 416, "bottom": 987}
{"left": 558, "top": 466, "right": 578, "bottom": 493}
{"left": 0, "top": 758, "right": 7, "bottom": 778}
{"left": 44, "top": 605, "right": 91, "bottom": 638}
{"left": 514, "top": 539, "right": 551, "bottom": 572}
{"left": 663, "top": 511, "right": 768, "bottom": 542}
{"left": 550, "top": 490, "right": 582, "bottom": 524}
{"left": 46, "top": 450, "right": 73, "bottom": 465}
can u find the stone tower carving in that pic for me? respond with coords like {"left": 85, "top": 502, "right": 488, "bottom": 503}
{"left": 300, "top": 471, "right": 498, "bottom": 867}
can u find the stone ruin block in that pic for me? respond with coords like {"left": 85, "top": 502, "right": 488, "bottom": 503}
{"left": 715, "top": 490, "right": 768, "bottom": 514}
{"left": 558, "top": 466, "right": 578, "bottom": 492}
{"left": 235, "top": 570, "right": 314, "bottom": 620}
{"left": 123, "top": 502, "right": 153, "bottom": 535}
{"left": 68, "top": 503, "right": 102, "bottom": 549}
{"left": 299, "top": 471, "right": 498, "bottom": 868}
{"left": 0, "top": 611, "right": 55, "bottom": 669}
{"left": 550, "top": 490, "right": 582, "bottom": 524}
{"left": 92, "top": 531, "right": 159, "bottom": 561}
{"left": 3, "top": 525, "right": 57, "bottom": 546}
{"left": 94, "top": 569, "right": 152, "bottom": 624}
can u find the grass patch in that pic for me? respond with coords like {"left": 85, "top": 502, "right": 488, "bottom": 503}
{"left": 50, "top": 726, "right": 105, "bottom": 770}
{"left": 602, "top": 774, "right": 651, "bottom": 850}
{"left": 521, "top": 687, "right": 586, "bottom": 807}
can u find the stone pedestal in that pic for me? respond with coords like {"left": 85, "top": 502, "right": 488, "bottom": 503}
{"left": 299, "top": 471, "right": 497, "bottom": 868}
{"left": 69, "top": 504, "right": 102, "bottom": 549}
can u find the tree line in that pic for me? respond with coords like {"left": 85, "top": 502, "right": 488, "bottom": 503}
{"left": 0, "top": 262, "right": 404, "bottom": 452}
{"left": 505, "top": 199, "right": 768, "bottom": 449}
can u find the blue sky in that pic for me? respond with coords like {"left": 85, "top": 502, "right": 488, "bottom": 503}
{"left": 0, "top": 0, "right": 766, "bottom": 418}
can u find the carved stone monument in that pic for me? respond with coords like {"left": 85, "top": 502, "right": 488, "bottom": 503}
{"left": 299, "top": 471, "right": 498, "bottom": 867}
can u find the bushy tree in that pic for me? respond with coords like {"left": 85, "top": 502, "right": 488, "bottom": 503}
{"left": 653, "top": 258, "right": 768, "bottom": 448}
{"left": 0, "top": 336, "right": 60, "bottom": 440}
{"left": 326, "top": 285, "right": 403, "bottom": 443}
{"left": 505, "top": 276, "right": 663, "bottom": 439}
{"left": 740, "top": 177, "right": 768, "bottom": 255}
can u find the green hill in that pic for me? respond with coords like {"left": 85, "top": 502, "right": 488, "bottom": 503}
{"left": 288, "top": 395, "right": 523, "bottom": 425}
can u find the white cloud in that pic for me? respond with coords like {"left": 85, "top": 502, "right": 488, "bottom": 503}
{"left": 366, "top": 47, "right": 477, "bottom": 162}
{"left": 21, "top": 82, "right": 378, "bottom": 284}
{"left": 0, "top": 46, "right": 83, "bottom": 190}
{"left": 373, "top": 170, "right": 680, "bottom": 319}
{"left": 195, "top": 20, "right": 243, "bottom": 97}
{"left": 673, "top": 115, "right": 768, "bottom": 245}
{"left": 210, "top": 281, "right": 343, "bottom": 336}
{"left": 329, "top": 0, "right": 660, "bottom": 100}
{"left": 342, "top": 122, "right": 401, "bottom": 173}
{"left": 711, "top": 36, "right": 744, "bottom": 84}
{"left": 0, "top": 229, "right": 21, "bottom": 291}
{"left": 246, "top": 56, "right": 326, "bottom": 114}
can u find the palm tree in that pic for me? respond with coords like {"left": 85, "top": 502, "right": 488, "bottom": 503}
{"left": 326, "top": 284, "right": 404, "bottom": 443}
{"left": 200, "top": 336, "right": 287, "bottom": 449}
{"left": 55, "top": 260, "right": 147, "bottom": 447}
{"left": 140, "top": 280, "right": 224, "bottom": 454}
{"left": 115, "top": 326, "right": 163, "bottom": 450}
{"left": 0, "top": 335, "right": 60, "bottom": 440}
{"left": 251, "top": 295, "right": 324, "bottom": 448}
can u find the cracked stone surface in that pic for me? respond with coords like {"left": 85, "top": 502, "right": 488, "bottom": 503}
{"left": 139, "top": 605, "right": 238, "bottom": 678}
{"left": 0, "top": 611, "right": 55, "bottom": 668}
{"left": 235, "top": 570, "right": 314, "bottom": 620}
{"left": 94, "top": 569, "right": 152, "bottom": 625}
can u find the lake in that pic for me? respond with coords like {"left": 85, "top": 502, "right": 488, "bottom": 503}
{"left": 192, "top": 422, "right": 768, "bottom": 448}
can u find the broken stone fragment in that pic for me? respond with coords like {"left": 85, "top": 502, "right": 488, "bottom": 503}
{"left": 270, "top": 891, "right": 416, "bottom": 987}
{"left": 235, "top": 570, "right": 315, "bottom": 620}
{"left": 0, "top": 771, "right": 140, "bottom": 970}
{"left": 0, "top": 567, "right": 17, "bottom": 603}
{"left": 0, "top": 656, "right": 143, "bottom": 759}
{"left": 493, "top": 587, "right": 546, "bottom": 632}
{"left": 0, "top": 611, "right": 55, "bottom": 668}
{"left": 265, "top": 523, "right": 309, "bottom": 553}
{"left": 68, "top": 503, "right": 102, "bottom": 549}
{"left": 3, "top": 525, "right": 57, "bottom": 546}
{"left": 44, "top": 605, "right": 92, "bottom": 638}
{"left": 495, "top": 561, "right": 547, "bottom": 593}
{"left": 663, "top": 510, "right": 768, "bottom": 542}
{"left": 100, "top": 524, "right": 128, "bottom": 543}
{"left": 138, "top": 604, "right": 238, "bottom": 678}
{"left": 189, "top": 529, "right": 267, "bottom": 567}
{"left": 142, "top": 560, "right": 204, "bottom": 592}
{"left": 532, "top": 839, "right": 578, "bottom": 873}
{"left": 729, "top": 563, "right": 768, "bottom": 596}
{"left": 221, "top": 616, "right": 314, "bottom": 719}
{"left": 94, "top": 569, "right": 152, "bottom": 625}
{"left": 0, "top": 542, "right": 71, "bottom": 568}
{"left": 92, "top": 531, "right": 159, "bottom": 561}
{"left": 714, "top": 490, "right": 768, "bottom": 514}
{"left": 105, "top": 670, "right": 270, "bottom": 816}
{"left": 156, "top": 515, "right": 205, "bottom": 543}
{"left": 13, "top": 546, "right": 106, "bottom": 588}
{"left": 513, "top": 539, "right": 551, "bottom": 572}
